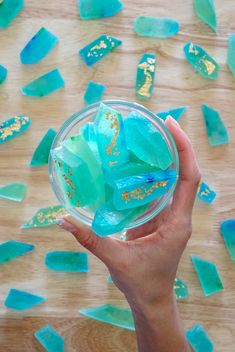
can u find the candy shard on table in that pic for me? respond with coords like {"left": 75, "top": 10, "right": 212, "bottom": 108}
{"left": 227, "top": 33, "right": 235, "bottom": 77}
{"left": 5, "top": 289, "right": 45, "bottom": 311}
{"left": 21, "top": 205, "right": 66, "bottom": 229}
{"left": 156, "top": 106, "right": 188, "bottom": 121}
{"left": 45, "top": 251, "right": 88, "bottom": 272}
{"left": 174, "top": 277, "right": 189, "bottom": 300}
{"left": 0, "top": 0, "right": 24, "bottom": 29}
{"left": 83, "top": 81, "right": 106, "bottom": 105}
{"left": 220, "top": 219, "right": 235, "bottom": 261}
{"left": 0, "top": 182, "right": 27, "bottom": 202}
{"left": 194, "top": 0, "right": 217, "bottom": 32}
{"left": 186, "top": 323, "right": 214, "bottom": 352}
{"left": 35, "top": 324, "right": 64, "bottom": 352}
{"left": 77, "top": 0, "right": 123, "bottom": 19}
{"left": 0, "top": 241, "right": 34, "bottom": 264}
{"left": 0, "top": 116, "right": 31, "bottom": 144}
{"left": 134, "top": 16, "right": 179, "bottom": 38}
{"left": 197, "top": 181, "right": 216, "bottom": 204}
{"left": 0, "top": 64, "right": 7, "bottom": 84}
{"left": 136, "top": 53, "right": 156, "bottom": 100}
{"left": 30, "top": 128, "right": 56, "bottom": 167}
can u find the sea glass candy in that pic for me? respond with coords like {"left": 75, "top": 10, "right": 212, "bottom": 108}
{"left": 184, "top": 42, "right": 219, "bottom": 80}
{"left": 84, "top": 81, "right": 106, "bottom": 105}
{"left": 45, "top": 251, "right": 88, "bottom": 272}
{"left": 134, "top": 16, "right": 179, "bottom": 38}
{"left": 174, "top": 277, "right": 189, "bottom": 300}
{"left": 79, "top": 34, "right": 122, "bottom": 66}
{"left": 0, "top": 241, "right": 34, "bottom": 264}
{"left": 35, "top": 325, "right": 64, "bottom": 352}
{"left": 21, "top": 205, "right": 66, "bottom": 229}
{"left": 202, "top": 104, "right": 229, "bottom": 146}
{"left": 0, "top": 182, "right": 27, "bottom": 202}
{"left": 197, "top": 181, "right": 216, "bottom": 204}
{"left": 186, "top": 324, "right": 214, "bottom": 352}
{"left": 20, "top": 27, "right": 59, "bottom": 64}
{"left": 156, "top": 106, "right": 187, "bottom": 121}
{"left": 0, "top": 116, "right": 31, "bottom": 144}
{"left": 191, "top": 255, "right": 223, "bottom": 296}
{"left": 136, "top": 53, "right": 156, "bottom": 100}
{"left": 21, "top": 69, "right": 65, "bottom": 97}
{"left": 30, "top": 128, "right": 56, "bottom": 167}
{"left": 78, "top": 0, "right": 123, "bottom": 19}
{"left": 79, "top": 305, "right": 135, "bottom": 331}
{"left": 5, "top": 289, "right": 45, "bottom": 311}
{"left": 220, "top": 219, "right": 235, "bottom": 261}
{"left": 227, "top": 34, "right": 235, "bottom": 76}
{"left": 0, "top": 0, "right": 24, "bottom": 29}
{"left": 0, "top": 64, "right": 7, "bottom": 84}
{"left": 81, "top": 122, "right": 100, "bottom": 160}
{"left": 107, "top": 275, "right": 113, "bottom": 283}
{"left": 194, "top": 0, "right": 217, "bottom": 32}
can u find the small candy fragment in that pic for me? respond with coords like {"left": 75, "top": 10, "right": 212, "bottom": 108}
{"left": 0, "top": 241, "right": 34, "bottom": 264}
{"left": 20, "top": 27, "right": 59, "bottom": 64}
{"left": 79, "top": 34, "right": 122, "bottom": 66}
{"left": 30, "top": 128, "right": 56, "bottom": 167}
{"left": 134, "top": 16, "right": 179, "bottom": 38}
{"left": 21, "top": 205, "right": 66, "bottom": 229}
{"left": 0, "top": 182, "right": 27, "bottom": 202}
{"left": 81, "top": 122, "right": 100, "bottom": 160}
{"left": 220, "top": 219, "right": 235, "bottom": 261}
{"left": 184, "top": 42, "right": 219, "bottom": 80}
{"left": 191, "top": 255, "right": 223, "bottom": 296}
{"left": 79, "top": 305, "right": 135, "bottom": 331}
{"left": 107, "top": 275, "right": 113, "bottom": 283}
{"left": 0, "top": 0, "right": 24, "bottom": 29}
{"left": 197, "top": 181, "right": 216, "bottom": 204}
{"left": 77, "top": 0, "right": 123, "bottom": 19}
{"left": 194, "top": 0, "right": 217, "bottom": 32}
{"left": 174, "top": 277, "right": 189, "bottom": 300}
{"left": 227, "top": 34, "right": 235, "bottom": 77}
{"left": 0, "top": 64, "right": 7, "bottom": 84}
{"left": 136, "top": 53, "right": 156, "bottom": 100}
{"left": 5, "top": 289, "right": 45, "bottom": 311}
{"left": 186, "top": 323, "right": 214, "bottom": 352}
{"left": 45, "top": 251, "right": 88, "bottom": 272}
{"left": 35, "top": 324, "right": 64, "bottom": 352}
{"left": 83, "top": 81, "right": 106, "bottom": 105}
{"left": 202, "top": 104, "right": 229, "bottom": 146}
{"left": 156, "top": 106, "right": 187, "bottom": 122}
{"left": 0, "top": 116, "right": 31, "bottom": 144}
{"left": 21, "top": 69, "right": 64, "bottom": 97}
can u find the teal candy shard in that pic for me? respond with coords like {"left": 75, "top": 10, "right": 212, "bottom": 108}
{"left": 197, "top": 181, "right": 216, "bottom": 204}
{"left": 191, "top": 255, "right": 223, "bottom": 296}
{"left": 81, "top": 122, "right": 100, "bottom": 160}
{"left": 0, "top": 116, "right": 31, "bottom": 144}
{"left": 186, "top": 324, "right": 214, "bottom": 352}
{"left": 20, "top": 27, "right": 59, "bottom": 64}
{"left": 107, "top": 275, "right": 113, "bottom": 283}
{"left": 174, "top": 277, "right": 189, "bottom": 300}
{"left": 84, "top": 81, "right": 106, "bottom": 105}
{"left": 21, "top": 205, "right": 66, "bottom": 229}
{"left": 78, "top": 0, "right": 123, "bottom": 19}
{"left": 184, "top": 42, "right": 219, "bottom": 80}
{"left": 194, "top": 0, "right": 217, "bottom": 32}
{"left": 79, "top": 34, "right": 122, "bottom": 66}
{"left": 0, "top": 182, "right": 27, "bottom": 202}
{"left": 134, "top": 16, "right": 179, "bottom": 38}
{"left": 0, "top": 0, "right": 24, "bottom": 29}
{"left": 227, "top": 34, "right": 235, "bottom": 77}
{"left": 156, "top": 106, "right": 188, "bottom": 121}
{"left": 136, "top": 53, "right": 156, "bottom": 100}
{"left": 202, "top": 104, "right": 229, "bottom": 146}
{"left": 220, "top": 219, "right": 235, "bottom": 261}
{"left": 0, "top": 241, "right": 34, "bottom": 264}
{"left": 79, "top": 305, "right": 135, "bottom": 331}
{"left": 0, "top": 64, "right": 7, "bottom": 84}
{"left": 5, "top": 289, "right": 45, "bottom": 311}
{"left": 21, "top": 69, "right": 64, "bottom": 97}
{"left": 45, "top": 251, "right": 88, "bottom": 272}
{"left": 35, "top": 325, "right": 64, "bottom": 352}
{"left": 30, "top": 128, "right": 56, "bottom": 167}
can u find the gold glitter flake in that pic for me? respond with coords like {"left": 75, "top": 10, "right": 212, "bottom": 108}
{"left": 105, "top": 112, "right": 120, "bottom": 157}
{"left": 0, "top": 117, "right": 29, "bottom": 141}
{"left": 137, "top": 60, "right": 155, "bottom": 98}
{"left": 188, "top": 43, "right": 199, "bottom": 55}
{"left": 200, "top": 58, "right": 216, "bottom": 75}
{"left": 121, "top": 181, "right": 168, "bottom": 203}
{"left": 62, "top": 174, "right": 75, "bottom": 190}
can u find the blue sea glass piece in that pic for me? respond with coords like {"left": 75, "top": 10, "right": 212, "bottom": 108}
{"left": 0, "top": 116, "right": 31, "bottom": 144}
{"left": 136, "top": 53, "right": 156, "bottom": 100}
{"left": 21, "top": 69, "right": 64, "bottom": 97}
{"left": 186, "top": 323, "right": 214, "bottom": 352}
{"left": 194, "top": 0, "right": 217, "bottom": 32}
{"left": 79, "top": 305, "right": 135, "bottom": 331}
{"left": 0, "top": 0, "right": 24, "bottom": 29}
{"left": 174, "top": 277, "right": 189, "bottom": 300}
{"left": 45, "top": 251, "right": 88, "bottom": 272}
{"left": 30, "top": 128, "right": 56, "bottom": 167}
{"left": 35, "top": 325, "right": 64, "bottom": 352}
{"left": 107, "top": 275, "right": 113, "bottom": 283}
{"left": 81, "top": 122, "right": 100, "bottom": 160}
{"left": 84, "top": 81, "right": 106, "bottom": 105}
{"left": 0, "top": 182, "right": 27, "bottom": 202}
{"left": 134, "top": 16, "right": 179, "bottom": 38}
{"left": 202, "top": 104, "right": 229, "bottom": 146}
{"left": 220, "top": 219, "right": 235, "bottom": 261}
{"left": 20, "top": 27, "right": 58, "bottom": 64}
{"left": 0, "top": 64, "right": 7, "bottom": 84}
{"left": 227, "top": 34, "right": 235, "bottom": 77}
{"left": 197, "top": 181, "right": 216, "bottom": 204}
{"left": 5, "top": 289, "right": 45, "bottom": 311}
{"left": 156, "top": 106, "right": 188, "bottom": 122}
{"left": 0, "top": 241, "right": 34, "bottom": 264}
{"left": 79, "top": 34, "right": 122, "bottom": 66}
{"left": 21, "top": 205, "right": 66, "bottom": 229}
{"left": 77, "top": 0, "right": 123, "bottom": 19}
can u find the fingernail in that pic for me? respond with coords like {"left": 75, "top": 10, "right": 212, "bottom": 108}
{"left": 55, "top": 218, "right": 64, "bottom": 226}
{"left": 165, "top": 115, "right": 180, "bottom": 128}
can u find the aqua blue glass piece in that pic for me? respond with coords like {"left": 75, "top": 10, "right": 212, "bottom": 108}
{"left": 227, "top": 34, "right": 235, "bottom": 77}
{"left": 107, "top": 275, "right": 113, "bottom": 283}
{"left": 156, "top": 106, "right": 188, "bottom": 122}
{"left": 0, "top": 116, "right": 31, "bottom": 144}
{"left": 202, "top": 104, "right": 229, "bottom": 146}
{"left": 134, "top": 16, "right": 179, "bottom": 38}
{"left": 84, "top": 81, "right": 106, "bottom": 105}
{"left": 0, "top": 0, "right": 24, "bottom": 29}
{"left": 5, "top": 289, "right": 45, "bottom": 311}
{"left": 0, "top": 241, "right": 34, "bottom": 264}
{"left": 30, "top": 128, "right": 56, "bottom": 167}
{"left": 220, "top": 219, "right": 235, "bottom": 261}
{"left": 20, "top": 27, "right": 59, "bottom": 64}
{"left": 197, "top": 181, "right": 216, "bottom": 204}
{"left": 0, "top": 182, "right": 27, "bottom": 202}
{"left": 45, "top": 251, "right": 88, "bottom": 272}
{"left": 79, "top": 34, "right": 122, "bottom": 66}
{"left": 21, "top": 205, "right": 67, "bottom": 229}
{"left": 186, "top": 324, "right": 214, "bottom": 352}
{"left": 0, "top": 64, "right": 7, "bottom": 84}
{"left": 136, "top": 53, "right": 156, "bottom": 100}
{"left": 81, "top": 122, "right": 100, "bottom": 161}
{"left": 21, "top": 69, "right": 64, "bottom": 97}
{"left": 194, "top": 0, "right": 217, "bottom": 32}
{"left": 78, "top": 0, "right": 123, "bottom": 19}
{"left": 35, "top": 324, "right": 64, "bottom": 352}
{"left": 174, "top": 277, "right": 189, "bottom": 300}
{"left": 79, "top": 305, "right": 135, "bottom": 331}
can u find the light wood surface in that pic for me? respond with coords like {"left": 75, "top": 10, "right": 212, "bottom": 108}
{"left": 0, "top": 0, "right": 235, "bottom": 351}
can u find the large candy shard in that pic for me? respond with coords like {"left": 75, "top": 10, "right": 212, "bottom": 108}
{"left": 79, "top": 305, "right": 135, "bottom": 331}
{"left": 220, "top": 219, "right": 235, "bottom": 261}
{"left": 5, "top": 289, "right": 45, "bottom": 311}
{"left": 186, "top": 324, "right": 214, "bottom": 352}
{"left": 0, "top": 182, "right": 27, "bottom": 202}
{"left": 174, "top": 277, "right": 189, "bottom": 300}
{"left": 81, "top": 122, "right": 100, "bottom": 160}
{"left": 0, "top": 116, "right": 31, "bottom": 144}
{"left": 21, "top": 69, "right": 65, "bottom": 97}
{"left": 202, "top": 104, "right": 229, "bottom": 146}
{"left": 194, "top": 0, "right": 217, "bottom": 32}
{"left": 21, "top": 205, "right": 66, "bottom": 229}
{"left": 0, "top": 64, "right": 7, "bottom": 84}
{"left": 84, "top": 81, "right": 106, "bottom": 105}
{"left": 184, "top": 42, "right": 219, "bottom": 80}
{"left": 77, "top": 0, "right": 123, "bottom": 19}
{"left": 136, "top": 53, "right": 156, "bottom": 100}
{"left": 79, "top": 34, "right": 122, "bottom": 66}
{"left": 191, "top": 255, "right": 223, "bottom": 296}
{"left": 197, "top": 181, "right": 216, "bottom": 204}
{"left": 0, "top": 0, "right": 24, "bottom": 29}
{"left": 30, "top": 128, "right": 56, "bottom": 167}
{"left": 35, "top": 325, "right": 64, "bottom": 352}
{"left": 134, "top": 16, "right": 179, "bottom": 38}
{"left": 227, "top": 34, "right": 235, "bottom": 77}
{"left": 45, "top": 251, "right": 88, "bottom": 272}
{"left": 0, "top": 241, "right": 34, "bottom": 264}
{"left": 20, "top": 27, "right": 59, "bottom": 64}
{"left": 156, "top": 106, "right": 187, "bottom": 122}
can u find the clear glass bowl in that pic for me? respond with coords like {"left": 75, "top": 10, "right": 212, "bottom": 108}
{"left": 49, "top": 100, "right": 179, "bottom": 232}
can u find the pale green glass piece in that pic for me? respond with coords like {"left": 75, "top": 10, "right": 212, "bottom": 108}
{"left": 81, "top": 122, "right": 100, "bottom": 161}
{"left": 0, "top": 241, "right": 34, "bottom": 264}
{"left": 156, "top": 106, "right": 187, "bottom": 121}
{"left": 45, "top": 251, "right": 88, "bottom": 272}
{"left": 197, "top": 181, "right": 216, "bottom": 204}
{"left": 174, "top": 277, "right": 189, "bottom": 300}
{"left": 0, "top": 64, "right": 7, "bottom": 84}
{"left": 227, "top": 34, "right": 235, "bottom": 77}
{"left": 35, "top": 324, "right": 64, "bottom": 352}
{"left": 186, "top": 324, "right": 214, "bottom": 352}
{"left": 0, "top": 116, "right": 31, "bottom": 144}
{"left": 77, "top": 0, "right": 123, "bottom": 19}
{"left": 220, "top": 219, "right": 235, "bottom": 261}
{"left": 5, "top": 289, "right": 45, "bottom": 311}
{"left": 136, "top": 53, "right": 156, "bottom": 100}
{"left": 0, "top": 182, "right": 27, "bottom": 202}
{"left": 202, "top": 104, "right": 229, "bottom": 146}
{"left": 84, "top": 81, "right": 106, "bottom": 105}
{"left": 0, "top": 0, "right": 24, "bottom": 29}
{"left": 194, "top": 0, "right": 217, "bottom": 32}
{"left": 134, "top": 16, "right": 179, "bottom": 38}
{"left": 21, "top": 205, "right": 66, "bottom": 229}
{"left": 30, "top": 128, "right": 56, "bottom": 167}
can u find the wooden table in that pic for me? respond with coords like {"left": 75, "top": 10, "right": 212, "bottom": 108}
{"left": 0, "top": 0, "right": 234, "bottom": 350}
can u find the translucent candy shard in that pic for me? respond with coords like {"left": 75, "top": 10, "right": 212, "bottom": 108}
{"left": 174, "top": 277, "right": 189, "bottom": 300}
{"left": 156, "top": 106, "right": 188, "bottom": 122}
{"left": 45, "top": 251, "right": 88, "bottom": 272}
{"left": 84, "top": 81, "right": 106, "bottom": 105}
{"left": 21, "top": 69, "right": 64, "bottom": 97}
{"left": 134, "top": 16, "right": 179, "bottom": 38}
{"left": 184, "top": 42, "right": 219, "bottom": 80}
{"left": 0, "top": 0, "right": 24, "bottom": 29}
{"left": 30, "top": 128, "right": 56, "bottom": 167}
{"left": 0, "top": 182, "right": 27, "bottom": 202}
{"left": 35, "top": 325, "right": 64, "bottom": 352}
{"left": 107, "top": 275, "right": 113, "bottom": 283}
{"left": 202, "top": 104, "right": 229, "bottom": 146}
{"left": 0, "top": 64, "right": 7, "bottom": 84}
{"left": 220, "top": 219, "right": 235, "bottom": 261}
{"left": 81, "top": 122, "right": 100, "bottom": 160}
{"left": 136, "top": 53, "right": 156, "bottom": 100}
{"left": 197, "top": 181, "right": 216, "bottom": 204}
{"left": 20, "top": 27, "right": 59, "bottom": 64}
{"left": 5, "top": 289, "right": 45, "bottom": 311}
{"left": 0, "top": 241, "right": 34, "bottom": 264}
{"left": 79, "top": 34, "right": 122, "bottom": 66}
{"left": 194, "top": 0, "right": 217, "bottom": 32}
{"left": 21, "top": 205, "right": 66, "bottom": 229}
{"left": 227, "top": 34, "right": 235, "bottom": 77}
{"left": 186, "top": 323, "right": 214, "bottom": 352}
{"left": 78, "top": 0, "right": 123, "bottom": 19}
{"left": 79, "top": 305, "right": 135, "bottom": 331}
{"left": 191, "top": 255, "right": 223, "bottom": 296}
{"left": 0, "top": 116, "right": 31, "bottom": 144}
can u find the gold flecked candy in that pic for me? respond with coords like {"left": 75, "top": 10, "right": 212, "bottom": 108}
{"left": 136, "top": 53, "right": 156, "bottom": 100}
{"left": 0, "top": 116, "right": 31, "bottom": 144}
{"left": 21, "top": 205, "right": 67, "bottom": 229}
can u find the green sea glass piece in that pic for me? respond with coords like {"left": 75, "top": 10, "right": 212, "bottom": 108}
{"left": 35, "top": 325, "right": 64, "bottom": 352}
{"left": 20, "top": 27, "right": 59, "bottom": 64}
{"left": 0, "top": 0, "right": 24, "bottom": 29}
{"left": 30, "top": 128, "right": 56, "bottom": 167}
{"left": 227, "top": 34, "right": 235, "bottom": 77}
{"left": 0, "top": 116, "right": 31, "bottom": 144}
{"left": 81, "top": 122, "right": 100, "bottom": 161}
{"left": 174, "top": 277, "right": 189, "bottom": 300}
{"left": 134, "top": 16, "right": 179, "bottom": 38}
{"left": 0, "top": 241, "right": 34, "bottom": 264}
{"left": 45, "top": 251, "right": 88, "bottom": 272}
{"left": 77, "top": 0, "right": 123, "bottom": 19}
{"left": 136, "top": 53, "right": 156, "bottom": 100}
{"left": 220, "top": 219, "right": 235, "bottom": 261}
{"left": 0, "top": 64, "right": 7, "bottom": 84}
{"left": 194, "top": 0, "right": 217, "bottom": 32}
{"left": 79, "top": 34, "right": 122, "bottom": 66}
{"left": 5, "top": 289, "right": 45, "bottom": 311}
{"left": 84, "top": 81, "right": 106, "bottom": 105}
{"left": 202, "top": 104, "right": 229, "bottom": 146}
{"left": 21, "top": 69, "right": 64, "bottom": 97}
{"left": 21, "top": 205, "right": 66, "bottom": 229}
{"left": 197, "top": 181, "right": 216, "bottom": 204}
{"left": 191, "top": 255, "right": 223, "bottom": 296}
{"left": 184, "top": 42, "right": 219, "bottom": 80}
{"left": 156, "top": 106, "right": 187, "bottom": 121}
{"left": 186, "top": 324, "right": 214, "bottom": 352}
{"left": 0, "top": 182, "right": 27, "bottom": 202}
{"left": 79, "top": 305, "right": 135, "bottom": 331}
